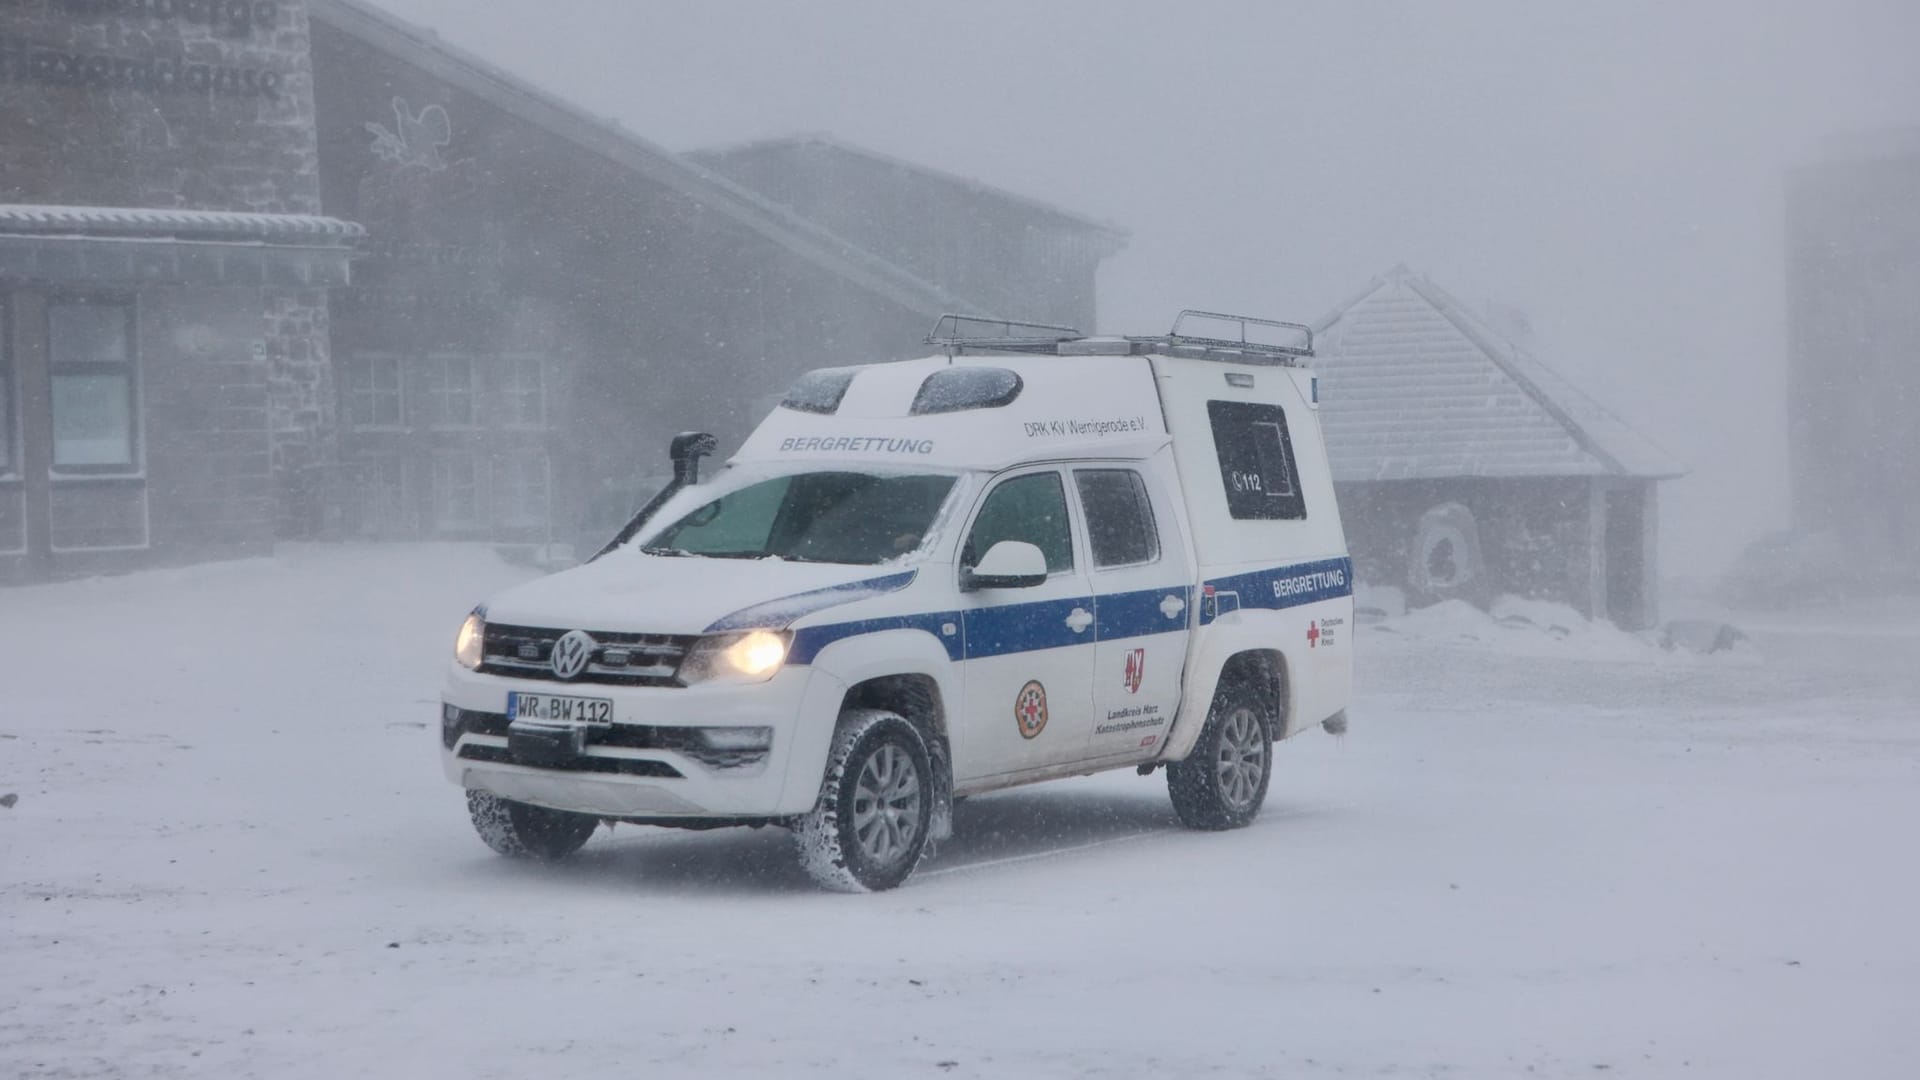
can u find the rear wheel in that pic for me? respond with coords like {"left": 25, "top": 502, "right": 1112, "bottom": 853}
{"left": 467, "top": 790, "right": 600, "bottom": 859}
{"left": 1167, "top": 680, "right": 1274, "bottom": 830}
{"left": 794, "top": 710, "right": 933, "bottom": 892}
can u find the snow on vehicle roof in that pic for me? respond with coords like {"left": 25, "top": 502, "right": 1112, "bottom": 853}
{"left": 732, "top": 354, "right": 1169, "bottom": 472}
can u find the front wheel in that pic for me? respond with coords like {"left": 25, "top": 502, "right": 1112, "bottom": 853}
{"left": 794, "top": 710, "right": 934, "bottom": 892}
{"left": 467, "top": 790, "right": 600, "bottom": 859}
{"left": 1167, "top": 680, "right": 1274, "bottom": 830}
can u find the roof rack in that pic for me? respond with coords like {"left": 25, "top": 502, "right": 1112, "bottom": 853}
{"left": 1161, "top": 309, "right": 1313, "bottom": 358}
{"left": 926, "top": 313, "right": 1082, "bottom": 356}
{"left": 926, "top": 308, "right": 1315, "bottom": 365}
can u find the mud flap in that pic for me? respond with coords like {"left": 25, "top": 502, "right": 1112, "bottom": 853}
{"left": 927, "top": 739, "right": 955, "bottom": 845}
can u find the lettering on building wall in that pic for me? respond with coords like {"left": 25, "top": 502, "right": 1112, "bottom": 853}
{"left": 45, "top": 0, "right": 282, "bottom": 38}
{"left": 0, "top": 0, "right": 286, "bottom": 98}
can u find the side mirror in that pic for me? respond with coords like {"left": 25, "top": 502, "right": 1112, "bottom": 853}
{"left": 961, "top": 540, "right": 1049, "bottom": 591}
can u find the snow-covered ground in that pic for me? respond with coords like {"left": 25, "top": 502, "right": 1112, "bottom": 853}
{"left": 4, "top": 546, "right": 1917, "bottom": 1078}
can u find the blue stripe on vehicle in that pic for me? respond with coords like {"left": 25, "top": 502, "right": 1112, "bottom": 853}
{"left": 705, "top": 570, "right": 918, "bottom": 632}
{"left": 963, "top": 596, "right": 1093, "bottom": 658}
{"left": 1093, "top": 585, "right": 1194, "bottom": 640}
{"left": 783, "top": 557, "right": 1348, "bottom": 664}
{"left": 790, "top": 611, "right": 962, "bottom": 665}
{"left": 1199, "top": 557, "right": 1353, "bottom": 625}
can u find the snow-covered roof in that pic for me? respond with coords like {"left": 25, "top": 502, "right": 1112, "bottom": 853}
{"left": 690, "top": 134, "right": 1130, "bottom": 248}
{"left": 307, "top": 0, "right": 977, "bottom": 317}
{"left": 0, "top": 205, "right": 364, "bottom": 243}
{"left": 1313, "top": 266, "right": 1685, "bottom": 482}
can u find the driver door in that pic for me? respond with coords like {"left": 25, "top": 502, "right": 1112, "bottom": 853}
{"left": 951, "top": 468, "right": 1097, "bottom": 784}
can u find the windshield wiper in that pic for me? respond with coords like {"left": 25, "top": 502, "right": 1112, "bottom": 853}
{"left": 639, "top": 546, "right": 690, "bottom": 557}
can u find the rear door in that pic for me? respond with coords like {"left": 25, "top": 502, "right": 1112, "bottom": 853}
{"left": 1076, "top": 464, "right": 1192, "bottom": 760}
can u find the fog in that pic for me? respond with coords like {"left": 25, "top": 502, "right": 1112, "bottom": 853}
{"left": 371, "top": 0, "right": 1919, "bottom": 577}
{"left": 10, "top": 3, "right": 1920, "bottom": 1073}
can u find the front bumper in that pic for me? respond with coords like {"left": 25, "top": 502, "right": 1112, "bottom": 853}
{"left": 439, "top": 662, "right": 846, "bottom": 819}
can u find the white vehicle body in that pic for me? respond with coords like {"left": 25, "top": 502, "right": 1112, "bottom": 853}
{"left": 441, "top": 317, "right": 1353, "bottom": 879}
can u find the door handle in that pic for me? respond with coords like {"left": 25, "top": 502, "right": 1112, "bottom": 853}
{"left": 1065, "top": 607, "right": 1094, "bottom": 633}
{"left": 1160, "top": 594, "right": 1186, "bottom": 619}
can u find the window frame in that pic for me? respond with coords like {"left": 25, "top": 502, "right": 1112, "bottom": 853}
{"left": 342, "top": 351, "right": 405, "bottom": 430}
{"left": 46, "top": 295, "right": 141, "bottom": 478}
{"left": 431, "top": 450, "right": 481, "bottom": 530}
{"left": 0, "top": 294, "right": 15, "bottom": 480}
{"left": 1073, "top": 467, "right": 1162, "bottom": 569}
{"left": 415, "top": 353, "right": 476, "bottom": 430}
{"left": 489, "top": 448, "right": 552, "bottom": 530}
{"left": 959, "top": 467, "right": 1079, "bottom": 577}
{"left": 488, "top": 354, "right": 545, "bottom": 430}
{"left": 1206, "top": 399, "right": 1308, "bottom": 521}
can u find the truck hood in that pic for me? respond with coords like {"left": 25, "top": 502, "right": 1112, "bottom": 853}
{"left": 480, "top": 554, "right": 919, "bottom": 636}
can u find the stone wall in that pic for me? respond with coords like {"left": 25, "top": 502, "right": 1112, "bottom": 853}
{"left": 262, "top": 285, "right": 332, "bottom": 536}
{"left": 0, "top": 0, "right": 322, "bottom": 214}
{"left": 141, "top": 285, "right": 277, "bottom": 560}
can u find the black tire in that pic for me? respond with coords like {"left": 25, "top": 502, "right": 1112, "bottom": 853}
{"left": 467, "top": 790, "right": 600, "bottom": 860}
{"left": 794, "top": 710, "right": 934, "bottom": 893}
{"left": 1167, "top": 679, "right": 1274, "bottom": 830}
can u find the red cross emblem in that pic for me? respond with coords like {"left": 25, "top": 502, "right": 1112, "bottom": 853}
{"left": 1015, "top": 680, "right": 1049, "bottom": 740}
{"left": 1307, "top": 623, "right": 1320, "bottom": 648}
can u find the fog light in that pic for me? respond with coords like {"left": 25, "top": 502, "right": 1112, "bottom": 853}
{"left": 697, "top": 726, "right": 773, "bottom": 751}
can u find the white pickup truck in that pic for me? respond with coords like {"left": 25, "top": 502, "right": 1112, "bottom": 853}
{"left": 440, "top": 312, "right": 1353, "bottom": 891}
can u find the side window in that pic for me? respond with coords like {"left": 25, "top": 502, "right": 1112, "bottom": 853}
{"left": 963, "top": 472, "right": 1074, "bottom": 573}
{"left": 1206, "top": 400, "right": 1306, "bottom": 520}
{"left": 1074, "top": 469, "right": 1160, "bottom": 567}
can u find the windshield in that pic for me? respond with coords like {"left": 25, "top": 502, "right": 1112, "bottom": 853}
{"left": 641, "top": 471, "right": 957, "bottom": 565}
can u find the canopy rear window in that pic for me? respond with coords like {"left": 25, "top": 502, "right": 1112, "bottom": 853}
{"left": 910, "top": 367, "right": 1023, "bottom": 415}
{"left": 780, "top": 368, "right": 858, "bottom": 415}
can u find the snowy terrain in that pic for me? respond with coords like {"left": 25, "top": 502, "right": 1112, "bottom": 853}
{"left": 4, "top": 546, "right": 1917, "bottom": 1078}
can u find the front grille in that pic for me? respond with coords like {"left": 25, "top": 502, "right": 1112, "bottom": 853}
{"left": 481, "top": 623, "right": 696, "bottom": 686}
{"left": 457, "top": 742, "right": 685, "bottom": 779}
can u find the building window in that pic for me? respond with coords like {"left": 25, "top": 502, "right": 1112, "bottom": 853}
{"left": 490, "top": 355, "right": 544, "bottom": 428}
{"left": 490, "top": 450, "right": 550, "bottom": 528}
{"left": 1, "top": 298, "right": 13, "bottom": 476}
{"left": 415, "top": 354, "right": 474, "bottom": 428}
{"left": 343, "top": 353, "right": 403, "bottom": 428}
{"left": 432, "top": 451, "right": 479, "bottom": 528}
{"left": 49, "top": 300, "right": 137, "bottom": 472}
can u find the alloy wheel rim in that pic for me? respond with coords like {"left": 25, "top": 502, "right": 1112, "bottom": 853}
{"left": 1214, "top": 707, "right": 1267, "bottom": 810}
{"left": 852, "top": 743, "right": 922, "bottom": 866}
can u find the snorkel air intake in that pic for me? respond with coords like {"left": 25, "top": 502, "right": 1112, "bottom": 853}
{"left": 591, "top": 431, "right": 718, "bottom": 562}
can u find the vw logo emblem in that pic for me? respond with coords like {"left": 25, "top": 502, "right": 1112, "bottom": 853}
{"left": 549, "top": 630, "right": 596, "bottom": 680}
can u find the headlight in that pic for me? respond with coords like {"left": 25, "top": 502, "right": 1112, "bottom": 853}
{"left": 677, "top": 630, "right": 790, "bottom": 685}
{"left": 454, "top": 611, "right": 486, "bottom": 670}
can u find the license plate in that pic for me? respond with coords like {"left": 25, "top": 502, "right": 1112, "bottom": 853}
{"left": 507, "top": 691, "right": 613, "bottom": 725}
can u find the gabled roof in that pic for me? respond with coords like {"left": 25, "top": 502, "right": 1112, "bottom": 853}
{"left": 1312, "top": 265, "right": 1685, "bottom": 482}
{"left": 307, "top": 0, "right": 975, "bottom": 316}
{"left": 691, "top": 133, "right": 1129, "bottom": 252}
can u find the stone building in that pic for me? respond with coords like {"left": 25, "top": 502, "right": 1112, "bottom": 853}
{"left": 1, "top": 0, "right": 359, "bottom": 579}
{"left": 1787, "top": 131, "right": 1920, "bottom": 570}
{"left": 692, "top": 135, "right": 1127, "bottom": 336}
{"left": 1314, "top": 266, "right": 1683, "bottom": 628}
{"left": 1, "top": 0, "right": 1126, "bottom": 581}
